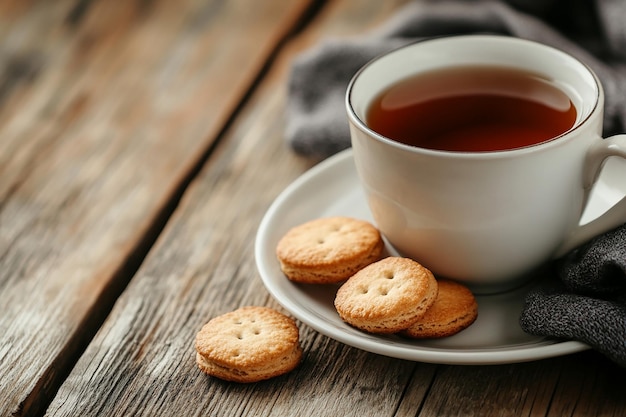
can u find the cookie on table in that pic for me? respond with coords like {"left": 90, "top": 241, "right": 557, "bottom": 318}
{"left": 195, "top": 306, "right": 302, "bottom": 383}
{"left": 334, "top": 257, "right": 438, "bottom": 334}
{"left": 276, "top": 216, "right": 384, "bottom": 284}
{"left": 400, "top": 279, "right": 478, "bottom": 339}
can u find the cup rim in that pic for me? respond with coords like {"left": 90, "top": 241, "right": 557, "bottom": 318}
{"left": 345, "top": 34, "right": 602, "bottom": 158}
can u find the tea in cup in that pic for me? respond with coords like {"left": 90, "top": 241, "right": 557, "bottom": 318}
{"left": 346, "top": 35, "right": 626, "bottom": 293}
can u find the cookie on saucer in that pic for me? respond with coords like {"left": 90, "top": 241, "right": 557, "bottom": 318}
{"left": 400, "top": 279, "right": 478, "bottom": 339}
{"left": 334, "top": 257, "right": 438, "bottom": 334}
{"left": 276, "top": 216, "right": 383, "bottom": 284}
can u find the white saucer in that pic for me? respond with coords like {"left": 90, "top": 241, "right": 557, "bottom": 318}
{"left": 255, "top": 149, "right": 626, "bottom": 365}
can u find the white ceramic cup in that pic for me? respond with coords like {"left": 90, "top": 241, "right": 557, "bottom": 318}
{"left": 346, "top": 35, "right": 626, "bottom": 293}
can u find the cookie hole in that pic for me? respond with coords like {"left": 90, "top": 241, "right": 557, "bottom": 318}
{"left": 317, "top": 238, "right": 325, "bottom": 244}
{"left": 235, "top": 332, "right": 244, "bottom": 340}
{"left": 378, "top": 287, "right": 389, "bottom": 296}
{"left": 232, "top": 351, "right": 240, "bottom": 357}
{"left": 253, "top": 329, "right": 261, "bottom": 335}
{"left": 384, "top": 270, "right": 395, "bottom": 279}
{"left": 359, "top": 286, "right": 369, "bottom": 295}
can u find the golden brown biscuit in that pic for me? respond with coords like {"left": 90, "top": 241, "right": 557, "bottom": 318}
{"left": 334, "top": 257, "right": 438, "bottom": 334}
{"left": 195, "top": 306, "right": 302, "bottom": 383}
{"left": 276, "top": 217, "right": 384, "bottom": 284}
{"left": 400, "top": 279, "right": 478, "bottom": 339}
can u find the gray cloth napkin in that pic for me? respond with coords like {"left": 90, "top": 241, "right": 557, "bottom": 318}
{"left": 286, "top": 0, "right": 626, "bottom": 365}
{"left": 520, "top": 224, "right": 626, "bottom": 366}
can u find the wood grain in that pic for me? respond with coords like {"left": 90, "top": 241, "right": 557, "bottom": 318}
{"left": 0, "top": 0, "right": 315, "bottom": 415}
{"left": 45, "top": 1, "right": 418, "bottom": 416}
{"left": 3, "top": 0, "right": 626, "bottom": 416}
{"left": 43, "top": 0, "right": 626, "bottom": 414}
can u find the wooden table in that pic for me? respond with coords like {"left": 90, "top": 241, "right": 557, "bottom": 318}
{"left": 2, "top": 1, "right": 625, "bottom": 416}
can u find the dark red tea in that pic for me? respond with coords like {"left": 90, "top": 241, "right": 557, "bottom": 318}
{"left": 366, "top": 66, "right": 577, "bottom": 152}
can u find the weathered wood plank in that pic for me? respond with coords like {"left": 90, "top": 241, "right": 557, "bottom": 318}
{"left": 0, "top": 0, "right": 314, "bottom": 416}
{"left": 45, "top": 1, "right": 420, "bottom": 416}
{"left": 37, "top": 1, "right": 626, "bottom": 416}
{"left": 417, "top": 358, "right": 563, "bottom": 417}
{"left": 547, "top": 352, "right": 626, "bottom": 417}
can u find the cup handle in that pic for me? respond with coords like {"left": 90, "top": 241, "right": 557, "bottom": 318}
{"left": 555, "top": 134, "right": 626, "bottom": 257}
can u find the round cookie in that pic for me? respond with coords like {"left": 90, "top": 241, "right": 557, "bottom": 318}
{"left": 195, "top": 306, "right": 302, "bottom": 383}
{"left": 334, "top": 257, "right": 438, "bottom": 334}
{"left": 400, "top": 279, "right": 478, "bottom": 339}
{"left": 276, "top": 216, "right": 384, "bottom": 284}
